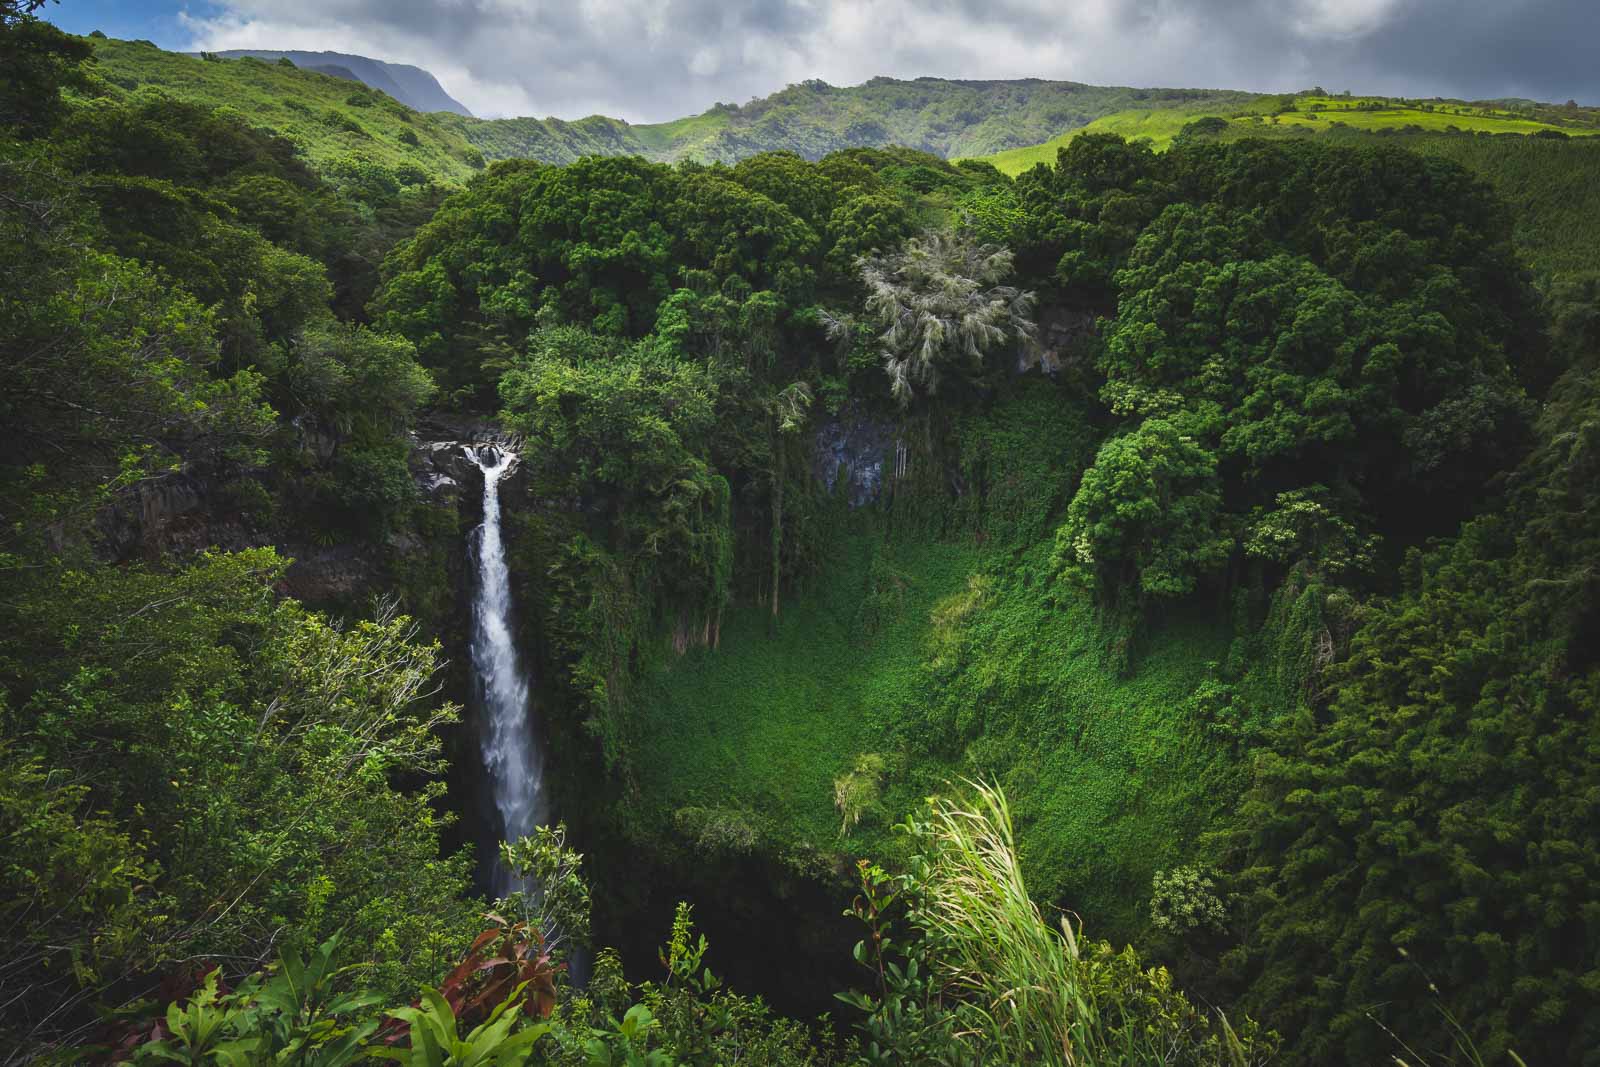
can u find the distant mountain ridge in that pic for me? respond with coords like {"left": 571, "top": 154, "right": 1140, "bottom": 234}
{"left": 441, "top": 78, "right": 1260, "bottom": 165}
{"left": 106, "top": 36, "right": 1256, "bottom": 170}
{"left": 92, "top": 34, "right": 1599, "bottom": 198}
{"left": 209, "top": 49, "right": 473, "bottom": 117}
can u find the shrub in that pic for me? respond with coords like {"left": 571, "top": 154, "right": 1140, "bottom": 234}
{"left": 926, "top": 572, "right": 992, "bottom": 672}
{"left": 1178, "top": 116, "right": 1229, "bottom": 138}
{"left": 1150, "top": 865, "right": 1227, "bottom": 935}
{"left": 321, "top": 108, "right": 365, "bottom": 135}
{"left": 833, "top": 752, "right": 887, "bottom": 834}
{"left": 331, "top": 438, "right": 417, "bottom": 535}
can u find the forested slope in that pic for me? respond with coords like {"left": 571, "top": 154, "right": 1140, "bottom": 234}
{"left": 443, "top": 79, "right": 1258, "bottom": 165}
{"left": 1205, "top": 126, "right": 1600, "bottom": 285}
{"left": 980, "top": 91, "right": 1600, "bottom": 174}
{"left": 81, "top": 36, "right": 487, "bottom": 180}
{"left": 372, "top": 129, "right": 1599, "bottom": 1062}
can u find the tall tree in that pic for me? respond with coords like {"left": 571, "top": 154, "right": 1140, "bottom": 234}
{"left": 847, "top": 230, "right": 1037, "bottom": 407}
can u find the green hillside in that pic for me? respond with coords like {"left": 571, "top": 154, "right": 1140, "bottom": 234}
{"left": 438, "top": 78, "right": 1259, "bottom": 165}
{"left": 982, "top": 105, "right": 1224, "bottom": 170}
{"left": 83, "top": 28, "right": 1600, "bottom": 234}
{"left": 433, "top": 111, "right": 652, "bottom": 165}
{"left": 981, "top": 91, "right": 1600, "bottom": 176}
{"left": 634, "top": 517, "right": 1233, "bottom": 941}
{"left": 86, "top": 38, "right": 1259, "bottom": 170}
{"left": 76, "top": 35, "right": 1598, "bottom": 288}
{"left": 82, "top": 36, "right": 486, "bottom": 181}
{"left": 606, "top": 78, "right": 1258, "bottom": 163}
{"left": 973, "top": 91, "right": 1600, "bottom": 284}
{"left": 1239, "top": 93, "right": 1600, "bottom": 135}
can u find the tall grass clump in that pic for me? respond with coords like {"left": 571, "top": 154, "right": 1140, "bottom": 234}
{"left": 909, "top": 781, "right": 1082, "bottom": 1062}
{"left": 878, "top": 780, "right": 1271, "bottom": 1066}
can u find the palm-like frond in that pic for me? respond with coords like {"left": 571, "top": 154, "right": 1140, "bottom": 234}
{"left": 856, "top": 231, "right": 1037, "bottom": 405}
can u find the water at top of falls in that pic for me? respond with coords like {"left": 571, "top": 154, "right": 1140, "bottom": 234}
{"left": 464, "top": 443, "right": 547, "bottom": 898}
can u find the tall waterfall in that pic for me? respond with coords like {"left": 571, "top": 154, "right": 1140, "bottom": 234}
{"left": 464, "top": 444, "right": 546, "bottom": 897}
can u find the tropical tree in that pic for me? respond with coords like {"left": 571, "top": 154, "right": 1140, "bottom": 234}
{"left": 1053, "top": 417, "right": 1230, "bottom": 605}
{"left": 0, "top": 553, "right": 481, "bottom": 1052}
{"left": 843, "top": 230, "right": 1037, "bottom": 406}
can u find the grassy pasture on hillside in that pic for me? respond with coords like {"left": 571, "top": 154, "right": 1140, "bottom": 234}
{"left": 630, "top": 107, "right": 737, "bottom": 152}
{"left": 981, "top": 94, "right": 1599, "bottom": 176}
{"left": 980, "top": 107, "right": 1214, "bottom": 172}
{"left": 1240, "top": 94, "right": 1600, "bottom": 136}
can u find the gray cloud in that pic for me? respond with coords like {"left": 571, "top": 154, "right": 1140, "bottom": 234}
{"left": 180, "top": 0, "right": 1599, "bottom": 121}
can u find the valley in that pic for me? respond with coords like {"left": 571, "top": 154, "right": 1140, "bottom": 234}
{"left": 4, "top": 10, "right": 1599, "bottom": 1065}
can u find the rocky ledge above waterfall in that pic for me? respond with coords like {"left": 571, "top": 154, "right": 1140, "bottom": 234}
{"left": 408, "top": 418, "right": 524, "bottom": 507}
{"left": 93, "top": 416, "right": 525, "bottom": 614}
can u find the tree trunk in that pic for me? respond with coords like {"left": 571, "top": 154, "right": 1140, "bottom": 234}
{"left": 771, "top": 437, "right": 783, "bottom": 619}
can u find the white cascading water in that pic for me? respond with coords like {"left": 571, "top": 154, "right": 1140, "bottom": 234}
{"left": 464, "top": 444, "right": 547, "bottom": 897}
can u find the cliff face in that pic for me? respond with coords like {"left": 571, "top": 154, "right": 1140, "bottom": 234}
{"left": 407, "top": 418, "right": 525, "bottom": 505}
{"left": 811, "top": 403, "right": 895, "bottom": 509}
{"left": 94, "top": 419, "right": 520, "bottom": 614}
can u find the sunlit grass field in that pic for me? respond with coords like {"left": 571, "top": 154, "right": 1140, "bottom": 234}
{"left": 980, "top": 94, "right": 1598, "bottom": 176}
{"left": 1241, "top": 94, "right": 1600, "bottom": 136}
{"left": 631, "top": 108, "right": 735, "bottom": 152}
{"left": 980, "top": 108, "right": 1214, "bottom": 173}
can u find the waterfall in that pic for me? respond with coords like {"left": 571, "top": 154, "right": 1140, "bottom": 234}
{"left": 464, "top": 443, "right": 546, "bottom": 898}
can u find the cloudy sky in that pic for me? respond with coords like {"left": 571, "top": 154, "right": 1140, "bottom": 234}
{"left": 44, "top": 0, "right": 1599, "bottom": 122}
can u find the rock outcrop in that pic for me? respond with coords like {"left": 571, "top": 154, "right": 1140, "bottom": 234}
{"left": 811, "top": 403, "right": 896, "bottom": 508}
{"left": 97, "top": 417, "right": 521, "bottom": 610}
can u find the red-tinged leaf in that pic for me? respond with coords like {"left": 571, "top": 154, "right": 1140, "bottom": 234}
{"left": 439, "top": 950, "right": 489, "bottom": 992}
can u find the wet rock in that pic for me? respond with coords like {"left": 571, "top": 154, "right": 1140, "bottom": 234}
{"left": 290, "top": 413, "right": 340, "bottom": 464}
{"left": 812, "top": 403, "right": 895, "bottom": 508}
{"left": 408, "top": 439, "right": 472, "bottom": 504}
{"left": 93, "top": 416, "right": 523, "bottom": 616}
{"left": 97, "top": 471, "right": 263, "bottom": 561}
{"left": 1032, "top": 307, "right": 1098, "bottom": 373}
{"left": 409, "top": 418, "right": 523, "bottom": 506}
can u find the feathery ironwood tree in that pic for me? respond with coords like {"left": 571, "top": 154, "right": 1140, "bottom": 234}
{"left": 841, "top": 230, "right": 1037, "bottom": 406}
